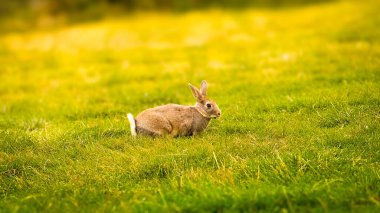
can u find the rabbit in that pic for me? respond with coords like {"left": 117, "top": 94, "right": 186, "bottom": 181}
{"left": 127, "top": 80, "right": 221, "bottom": 137}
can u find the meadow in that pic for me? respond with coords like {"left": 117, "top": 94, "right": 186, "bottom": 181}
{"left": 1, "top": 0, "right": 380, "bottom": 212}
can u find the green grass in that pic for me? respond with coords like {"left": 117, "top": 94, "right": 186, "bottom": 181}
{"left": 1, "top": 0, "right": 380, "bottom": 212}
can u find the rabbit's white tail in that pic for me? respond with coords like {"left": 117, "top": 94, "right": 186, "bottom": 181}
{"left": 127, "top": 113, "right": 137, "bottom": 137}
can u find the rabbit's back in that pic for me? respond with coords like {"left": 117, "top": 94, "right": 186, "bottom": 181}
{"left": 135, "top": 104, "right": 193, "bottom": 137}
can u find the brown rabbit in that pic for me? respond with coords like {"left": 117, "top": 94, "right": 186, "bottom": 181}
{"left": 127, "top": 80, "right": 221, "bottom": 137}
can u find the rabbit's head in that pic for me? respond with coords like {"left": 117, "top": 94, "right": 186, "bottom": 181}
{"left": 189, "top": 80, "right": 221, "bottom": 119}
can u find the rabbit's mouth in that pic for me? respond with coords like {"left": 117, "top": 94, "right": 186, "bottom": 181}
{"left": 210, "top": 114, "right": 221, "bottom": 119}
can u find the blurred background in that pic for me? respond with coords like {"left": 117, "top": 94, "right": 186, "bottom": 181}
{"left": 1, "top": 0, "right": 378, "bottom": 118}
{"left": 1, "top": 0, "right": 333, "bottom": 31}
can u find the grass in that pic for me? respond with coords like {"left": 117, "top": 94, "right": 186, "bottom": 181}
{"left": 1, "top": 0, "right": 380, "bottom": 212}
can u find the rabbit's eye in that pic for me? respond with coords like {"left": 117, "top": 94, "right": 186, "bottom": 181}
{"left": 206, "top": 103, "right": 212, "bottom": 108}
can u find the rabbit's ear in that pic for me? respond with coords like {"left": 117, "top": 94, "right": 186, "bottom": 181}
{"left": 189, "top": 83, "right": 202, "bottom": 101}
{"left": 200, "top": 80, "right": 208, "bottom": 96}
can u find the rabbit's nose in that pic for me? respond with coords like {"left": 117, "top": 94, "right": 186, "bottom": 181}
{"left": 217, "top": 112, "right": 221, "bottom": 116}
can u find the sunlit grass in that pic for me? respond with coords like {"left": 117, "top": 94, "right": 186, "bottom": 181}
{"left": 1, "top": 0, "right": 380, "bottom": 212}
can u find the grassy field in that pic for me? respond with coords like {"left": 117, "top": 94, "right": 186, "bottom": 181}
{"left": 1, "top": 0, "right": 380, "bottom": 212}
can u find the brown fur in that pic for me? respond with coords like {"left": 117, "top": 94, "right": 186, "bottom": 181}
{"left": 129, "top": 81, "right": 221, "bottom": 137}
